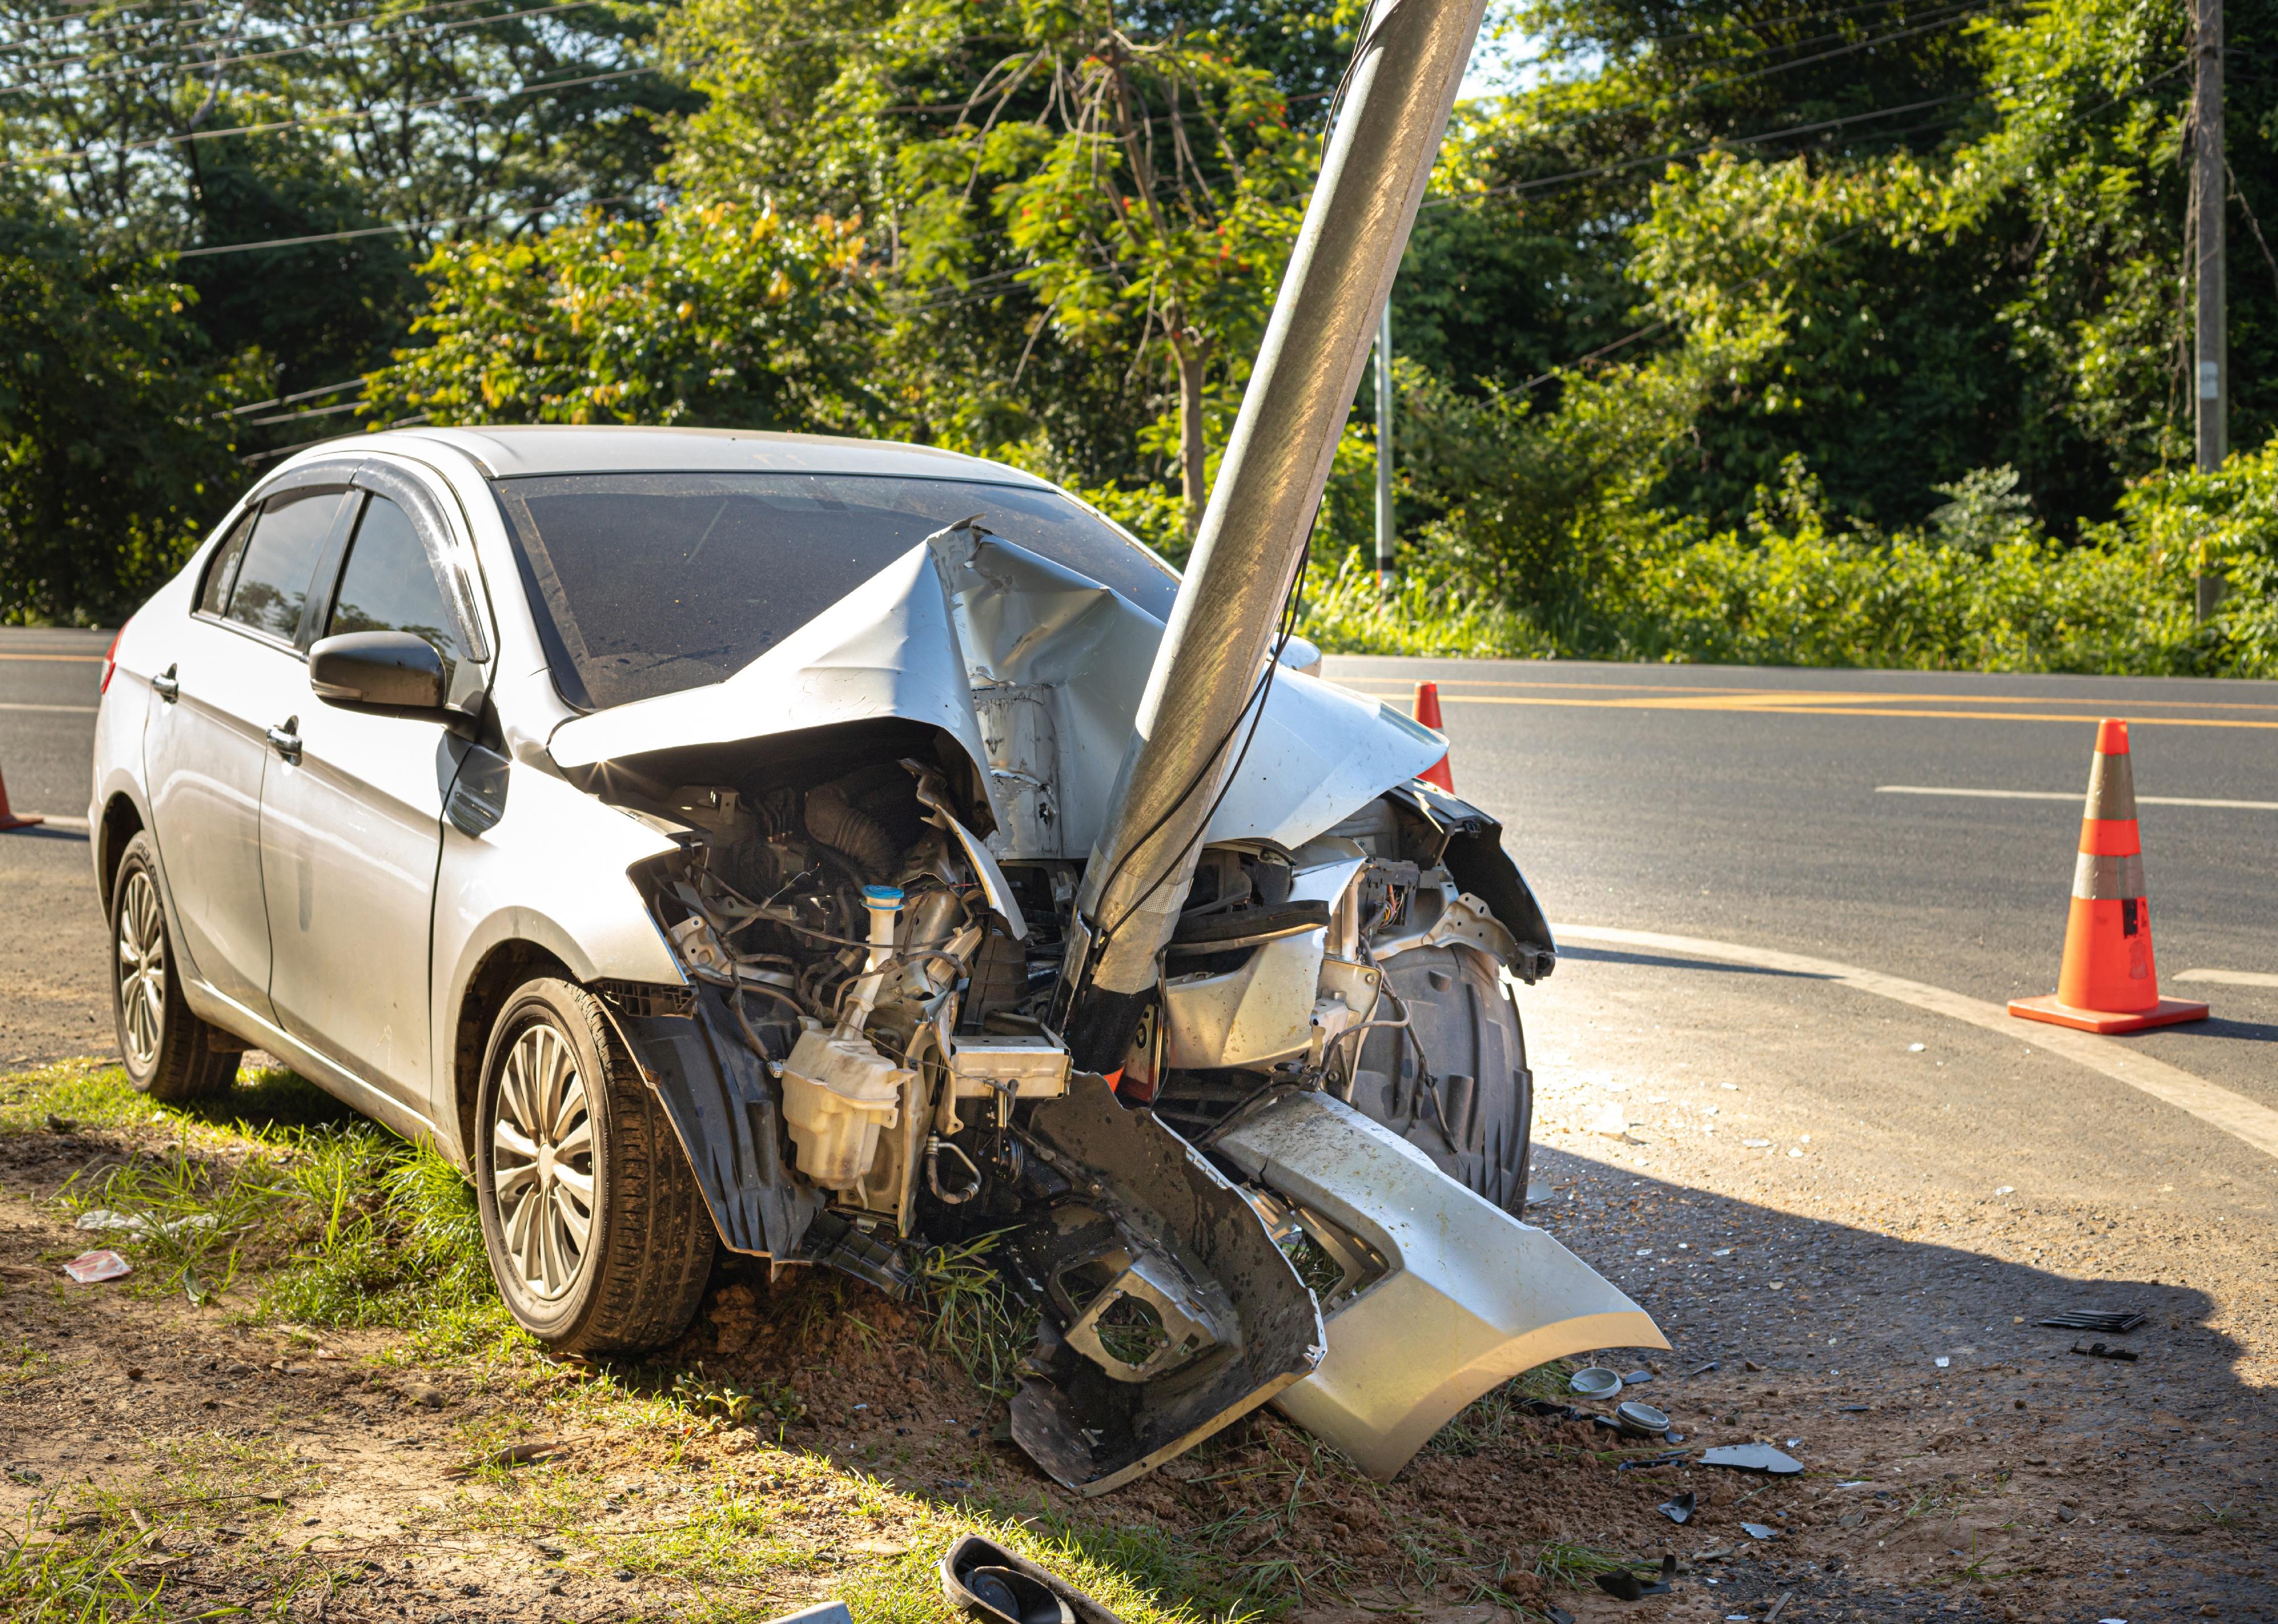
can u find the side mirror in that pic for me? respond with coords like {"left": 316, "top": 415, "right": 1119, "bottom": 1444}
{"left": 309, "top": 630, "right": 449, "bottom": 716}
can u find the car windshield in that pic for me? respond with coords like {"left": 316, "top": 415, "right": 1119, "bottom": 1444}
{"left": 491, "top": 471, "right": 1180, "bottom": 713}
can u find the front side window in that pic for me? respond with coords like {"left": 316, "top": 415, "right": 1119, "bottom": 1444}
{"left": 492, "top": 472, "right": 1179, "bottom": 713}
{"left": 326, "top": 493, "right": 464, "bottom": 688}
{"left": 197, "top": 511, "right": 256, "bottom": 617}
{"left": 223, "top": 490, "right": 348, "bottom": 643}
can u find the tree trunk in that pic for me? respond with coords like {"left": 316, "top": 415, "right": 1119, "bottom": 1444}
{"left": 1173, "top": 333, "right": 1207, "bottom": 537}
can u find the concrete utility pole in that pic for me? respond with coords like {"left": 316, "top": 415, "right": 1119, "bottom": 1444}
{"left": 2193, "top": 0, "right": 2226, "bottom": 624}
{"left": 1375, "top": 300, "right": 1395, "bottom": 590}
{"left": 1054, "top": 0, "right": 1489, "bottom": 1072}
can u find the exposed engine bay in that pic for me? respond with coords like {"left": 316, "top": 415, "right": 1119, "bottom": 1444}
{"left": 553, "top": 520, "right": 1661, "bottom": 1494}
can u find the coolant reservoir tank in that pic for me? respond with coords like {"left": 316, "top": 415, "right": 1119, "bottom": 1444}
{"left": 780, "top": 1025, "right": 909, "bottom": 1190}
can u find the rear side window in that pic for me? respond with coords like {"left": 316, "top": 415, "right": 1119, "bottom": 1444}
{"left": 197, "top": 512, "right": 256, "bottom": 616}
{"left": 225, "top": 490, "right": 347, "bottom": 642}
{"left": 326, "top": 494, "right": 464, "bottom": 688}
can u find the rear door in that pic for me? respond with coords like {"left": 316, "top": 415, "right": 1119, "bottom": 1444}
{"left": 142, "top": 475, "right": 356, "bottom": 1017}
{"left": 258, "top": 466, "right": 491, "bottom": 1111}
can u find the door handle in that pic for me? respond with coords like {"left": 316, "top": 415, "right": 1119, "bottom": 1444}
{"left": 152, "top": 666, "right": 179, "bottom": 703}
{"left": 266, "top": 719, "right": 302, "bottom": 764}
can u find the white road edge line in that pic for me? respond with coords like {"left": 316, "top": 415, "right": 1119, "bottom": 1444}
{"left": 2175, "top": 968, "right": 2278, "bottom": 989}
{"left": 1551, "top": 922, "right": 2278, "bottom": 1164}
{"left": 10, "top": 814, "right": 91, "bottom": 832}
{"left": 1877, "top": 784, "right": 2278, "bottom": 810}
{"left": 0, "top": 702, "right": 98, "bottom": 713}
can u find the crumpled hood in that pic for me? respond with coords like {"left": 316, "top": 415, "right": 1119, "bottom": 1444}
{"left": 548, "top": 533, "right": 1444, "bottom": 853}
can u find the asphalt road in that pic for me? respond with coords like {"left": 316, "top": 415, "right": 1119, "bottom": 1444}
{"left": 1323, "top": 656, "right": 2278, "bottom": 1103}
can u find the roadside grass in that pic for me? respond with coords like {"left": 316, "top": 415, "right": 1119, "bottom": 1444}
{"left": 0, "top": 1059, "right": 1611, "bottom": 1622}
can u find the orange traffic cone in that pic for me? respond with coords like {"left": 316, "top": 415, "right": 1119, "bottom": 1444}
{"left": 2009, "top": 719, "right": 2207, "bottom": 1034}
{"left": 0, "top": 764, "right": 41, "bottom": 832}
{"left": 1412, "top": 680, "right": 1454, "bottom": 791}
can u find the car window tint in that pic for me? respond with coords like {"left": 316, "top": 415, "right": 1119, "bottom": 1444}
{"left": 494, "top": 473, "right": 1180, "bottom": 712}
{"left": 325, "top": 494, "right": 463, "bottom": 684}
{"left": 225, "top": 490, "right": 345, "bottom": 642}
{"left": 197, "top": 512, "right": 257, "bottom": 617}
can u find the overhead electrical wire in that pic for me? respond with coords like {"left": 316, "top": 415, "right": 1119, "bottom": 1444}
{"left": 174, "top": 191, "right": 634, "bottom": 256}
{"left": 0, "top": 0, "right": 609, "bottom": 96}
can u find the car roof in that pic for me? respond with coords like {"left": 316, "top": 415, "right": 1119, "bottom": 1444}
{"left": 274, "top": 425, "right": 1061, "bottom": 488}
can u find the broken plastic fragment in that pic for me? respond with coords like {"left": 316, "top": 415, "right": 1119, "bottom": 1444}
{"left": 1570, "top": 1367, "right": 1623, "bottom": 1400}
{"left": 1615, "top": 1400, "right": 1670, "bottom": 1438}
{"left": 1700, "top": 1443, "right": 1803, "bottom": 1475}
{"left": 1739, "top": 1521, "right": 1777, "bottom": 1540}
{"left": 939, "top": 1534, "right": 1111, "bottom": 1624}
{"left": 1658, "top": 1491, "right": 1696, "bottom": 1524}
{"left": 1594, "top": 1556, "right": 1676, "bottom": 1601}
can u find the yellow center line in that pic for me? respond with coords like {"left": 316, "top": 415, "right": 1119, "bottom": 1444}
{"left": 1335, "top": 677, "right": 2278, "bottom": 712}
{"left": 1335, "top": 687, "right": 2278, "bottom": 729}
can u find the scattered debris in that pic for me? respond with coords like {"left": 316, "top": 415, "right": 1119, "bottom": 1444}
{"left": 761, "top": 1606, "right": 853, "bottom": 1624}
{"left": 1701, "top": 1443, "right": 1803, "bottom": 1475}
{"left": 1594, "top": 1556, "right": 1676, "bottom": 1601}
{"left": 1658, "top": 1491, "right": 1696, "bottom": 1524}
{"left": 43, "top": 1113, "right": 74, "bottom": 1133}
{"left": 940, "top": 1533, "right": 1123, "bottom": 1624}
{"left": 61, "top": 1250, "right": 129, "bottom": 1283}
{"left": 1570, "top": 1367, "right": 1623, "bottom": 1400}
{"left": 1615, "top": 1450, "right": 1689, "bottom": 1472}
{"left": 1742, "top": 1360, "right": 1763, "bottom": 1372}
{"left": 74, "top": 1209, "right": 217, "bottom": 1238}
{"left": 1620, "top": 1368, "right": 1654, "bottom": 1384}
{"left": 1615, "top": 1400, "right": 1670, "bottom": 1438}
{"left": 1688, "top": 1360, "right": 1718, "bottom": 1376}
{"left": 1934, "top": 1356, "right": 1950, "bottom": 1368}
{"left": 1739, "top": 1521, "right": 1778, "bottom": 1540}
{"left": 2040, "top": 1309, "right": 2147, "bottom": 1333}
{"left": 2071, "top": 1341, "right": 2140, "bottom": 1362}
{"left": 1766, "top": 1592, "right": 1797, "bottom": 1622}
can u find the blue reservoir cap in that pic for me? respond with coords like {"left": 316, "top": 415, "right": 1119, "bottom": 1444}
{"left": 861, "top": 885, "right": 905, "bottom": 908}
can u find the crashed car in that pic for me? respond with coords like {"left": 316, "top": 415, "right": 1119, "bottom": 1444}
{"left": 91, "top": 426, "right": 1662, "bottom": 1492}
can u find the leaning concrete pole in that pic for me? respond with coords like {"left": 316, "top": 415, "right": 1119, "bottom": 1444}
{"left": 1057, "top": 0, "right": 1488, "bottom": 1071}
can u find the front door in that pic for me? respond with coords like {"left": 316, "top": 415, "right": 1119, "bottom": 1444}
{"left": 259, "top": 485, "right": 484, "bottom": 1111}
{"left": 144, "top": 488, "right": 352, "bottom": 1018}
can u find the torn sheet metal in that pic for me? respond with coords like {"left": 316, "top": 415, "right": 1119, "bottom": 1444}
{"left": 1005, "top": 1072, "right": 1323, "bottom": 1496}
{"left": 1213, "top": 1089, "right": 1666, "bottom": 1480}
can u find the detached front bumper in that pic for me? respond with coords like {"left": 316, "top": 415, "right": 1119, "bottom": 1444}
{"left": 1216, "top": 1091, "right": 1668, "bottom": 1480}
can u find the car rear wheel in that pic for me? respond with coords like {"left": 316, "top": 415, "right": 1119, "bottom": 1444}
{"left": 110, "top": 832, "right": 242, "bottom": 1101}
{"left": 473, "top": 977, "right": 715, "bottom": 1354}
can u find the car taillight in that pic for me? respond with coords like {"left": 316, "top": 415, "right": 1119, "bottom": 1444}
{"left": 100, "top": 625, "right": 125, "bottom": 694}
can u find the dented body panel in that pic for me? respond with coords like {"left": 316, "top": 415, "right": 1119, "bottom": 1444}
{"left": 1216, "top": 1090, "right": 1668, "bottom": 1479}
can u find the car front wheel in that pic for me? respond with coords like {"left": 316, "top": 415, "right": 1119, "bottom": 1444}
{"left": 473, "top": 977, "right": 715, "bottom": 1354}
{"left": 109, "top": 831, "right": 242, "bottom": 1101}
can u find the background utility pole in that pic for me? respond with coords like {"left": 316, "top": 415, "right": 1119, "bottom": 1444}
{"left": 2193, "top": 0, "right": 2226, "bottom": 624}
{"left": 1374, "top": 300, "right": 1395, "bottom": 590}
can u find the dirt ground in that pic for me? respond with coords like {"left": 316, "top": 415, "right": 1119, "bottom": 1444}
{"left": 0, "top": 1068, "right": 2268, "bottom": 1624}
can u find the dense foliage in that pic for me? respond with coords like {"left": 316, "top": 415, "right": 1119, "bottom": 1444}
{"left": 2, "top": 0, "right": 2273, "bottom": 675}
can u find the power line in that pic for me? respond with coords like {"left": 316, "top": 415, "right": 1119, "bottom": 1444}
{"left": 174, "top": 193, "right": 635, "bottom": 256}
{"left": 1, "top": 61, "right": 656, "bottom": 169}
{"left": 0, "top": 0, "right": 608, "bottom": 97}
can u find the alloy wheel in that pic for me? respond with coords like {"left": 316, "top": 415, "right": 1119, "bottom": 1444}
{"left": 116, "top": 869, "right": 166, "bottom": 1070}
{"left": 491, "top": 1022, "right": 597, "bottom": 1300}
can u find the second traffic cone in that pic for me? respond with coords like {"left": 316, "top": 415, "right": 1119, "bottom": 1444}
{"left": 2009, "top": 719, "right": 2207, "bottom": 1035}
{"left": 1412, "top": 680, "right": 1454, "bottom": 791}
{"left": 0, "top": 764, "right": 41, "bottom": 833}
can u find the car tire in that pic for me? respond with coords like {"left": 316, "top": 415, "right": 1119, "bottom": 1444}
{"left": 473, "top": 977, "right": 715, "bottom": 1354}
{"left": 1349, "top": 941, "right": 1534, "bottom": 1214}
{"left": 109, "top": 832, "right": 242, "bottom": 1102}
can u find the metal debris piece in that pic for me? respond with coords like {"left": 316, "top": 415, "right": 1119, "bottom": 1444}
{"left": 940, "top": 1533, "right": 1123, "bottom": 1624}
{"left": 1615, "top": 1450, "right": 1689, "bottom": 1472}
{"left": 1570, "top": 1366, "right": 1623, "bottom": 1399}
{"left": 1701, "top": 1443, "right": 1803, "bottom": 1475}
{"left": 1620, "top": 1369, "right": 1654, "bottom": 1384}
{"left": 1688, "top": 1360, "right": 1718, "bottom": 1376}
{"left": 1658, "top": 1491, "right": 1696, "bottom": 1525}
{"left": 2071, "top": 1341, "right": 2140, "bottom": 1362}
{"left": 1594, "top": 1556, "right": 1677, "bottom": 1601}
{"left": 1615, "top": 1399, "right": 1670, "bottom": 1438}
{"left": 1740, "top": 1522, "right": 1778, "bottom": 1540}
{"left": 2041, "top": 1310, "right": 2147, "bottom": 1333}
